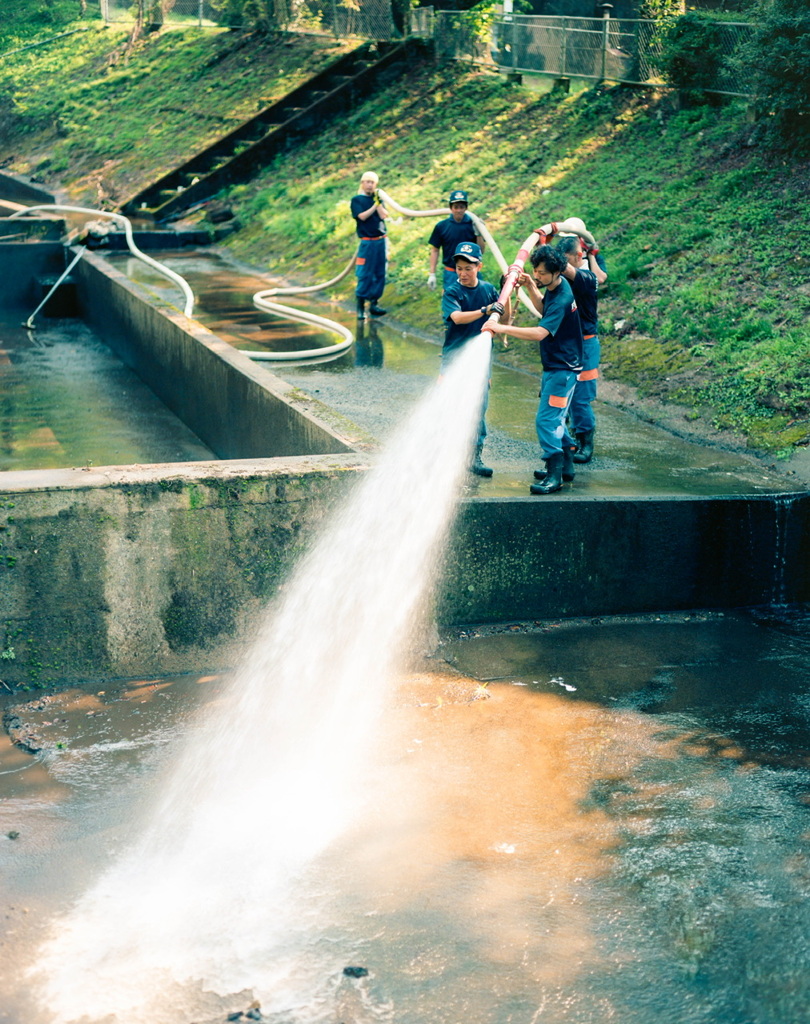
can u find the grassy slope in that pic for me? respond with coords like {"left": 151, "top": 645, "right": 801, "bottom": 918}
{"left": 1, "top": 24, "right": 809, "bottom": 454}
{"left": 0, "top": 24, "right": 352, "bottom": 206}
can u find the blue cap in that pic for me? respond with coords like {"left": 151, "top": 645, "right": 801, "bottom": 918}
{"left": 447, "top": 190, "right": 469, "bottom": 205}
{"left": 454, "top": 241, "right": 482, "bottom": 264}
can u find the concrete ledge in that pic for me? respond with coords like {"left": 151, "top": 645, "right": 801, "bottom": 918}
{"left": 2, "top": 475, "right": 808, "bottom": 685}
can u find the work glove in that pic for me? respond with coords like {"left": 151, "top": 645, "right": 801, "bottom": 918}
{"left": 373, "top": 189, "right": 382, "bottom": 205}
{"left": 582, "top": 238, "right": 600, "bottom": 256}
{"left": 427, "top": 272, "right": 437, "bottom": 290}
{"left": 484, "top": 301, "right": 505, "bottom": 317}
{"left": 534, "top": 222, "right": 558, "bottom": 239}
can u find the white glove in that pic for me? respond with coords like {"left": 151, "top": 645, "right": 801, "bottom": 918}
{"left": 426, "top": 272, "right": 437, "bottom": 290}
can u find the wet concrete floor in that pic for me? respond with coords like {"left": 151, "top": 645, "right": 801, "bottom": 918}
{"left": 2, "top": 609, "right": 809, "bottom": 1023}
{"left": 0, "top": 313, "right": 215, "bottom": 472}
{"left": 111, "top": 250, "right": 800, "bottom": 498}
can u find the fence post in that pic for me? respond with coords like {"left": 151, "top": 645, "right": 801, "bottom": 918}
{"left": 599, "top": 3, "right": 613, "bottom": 81}
{"left": 100, "top": 0, "right": 109, "bottom": 22}
{"left": 198, "top": 0, "right": 203, "bottom": 27}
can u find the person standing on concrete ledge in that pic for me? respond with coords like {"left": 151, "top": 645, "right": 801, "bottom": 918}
{"left": 556, "top": 232, "right": 607, "bottom": 464}
{"left": 351, "top": 171, "right": 388, "bottom": 320}
{"left": 484, "top": 244, "right": 583, "bottom": 495}
{"left": 442, "top": 241, "right": 509, "bottom": 478}
{"left": 427, "top": 190, "right": 485, "bottom": 293}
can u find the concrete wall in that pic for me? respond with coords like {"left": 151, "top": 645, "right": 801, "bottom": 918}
{"left": 440, "top": 493, "right": 810, "bottom": 623}
{"left": 72, "top": 250, "right": 355, "bottom": 461}
{"left": 2, "top": 470, "right": 808, "bottom": 686}
{"left": 0, "top": 242, "right": 66, "bottom": 311}
{"left": 0, "top": 459, "right": 366, "bottom": 685}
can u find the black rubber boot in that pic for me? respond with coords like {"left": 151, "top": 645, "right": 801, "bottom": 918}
{"left": 534, "top": 446, "right": 575, "bottom": 483}
{"left": 470, "top": 444, "right": 493, "bottom": 478}
{"left": 573, "top": 428, "right": 595, "bottom": 464}
{"left": 530, "top": 452, "right": 564, "bottom": 494}
{"left": 356, "top": 298, "right": 367, "bottom": 319}
{"left": 368, "top": 302, "right": 387, "bottom": 317}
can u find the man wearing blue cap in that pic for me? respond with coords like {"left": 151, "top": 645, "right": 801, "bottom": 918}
{"left": 427, "top": 190, "right": 486, "bottom": 293}
{"left": 441, "top": 241, "right": 508, "bottom": 477}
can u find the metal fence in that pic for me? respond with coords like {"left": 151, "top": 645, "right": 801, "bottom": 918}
{"left": 90, "top": 4, "right": 754, "bottom": 95}
{"left": 436, "top": 12, "right": 755, "bottom": 97}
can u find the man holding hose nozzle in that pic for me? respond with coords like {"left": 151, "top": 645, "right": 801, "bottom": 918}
{"left": 427, "top": 190, "right": 485, "bottom": 293}
{"left": 484, "top": 244, "right": 583, "bottom": 495}
{"left": 351, "top": 171, "right": 388, "bottom": 320}
{"left": 442, "top": 242, "right": 510, "bottom": 478}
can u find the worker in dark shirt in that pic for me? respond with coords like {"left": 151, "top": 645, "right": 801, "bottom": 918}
{"left": 556, "top": 233, "right": 608, "bottom": 463}
{"left": 350, "top": 170, "right": 388, "bottom": 320}
{"left": 427, "top": 189, "right": 485, "bottom": 293}
{"left": 442, "top": 241, "right": 508, "bottom": 477}
{"left": 484, "top": 244, "right": 583, "bottom": 494}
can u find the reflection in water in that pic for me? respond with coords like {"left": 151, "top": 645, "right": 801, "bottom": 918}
{"left": 354, "top": 319, "right": 384, "bottom": 368}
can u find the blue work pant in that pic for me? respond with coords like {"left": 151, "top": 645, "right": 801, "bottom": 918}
{"left": 355, "top": 237, "right": 387, "bottom": 302}
{"left": 536, "top": 369, "right": 577, "bottom": 459}
{"left": 569, "top": 334, "right": 600, "bottom": 434}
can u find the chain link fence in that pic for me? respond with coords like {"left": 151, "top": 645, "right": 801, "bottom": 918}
{"left": 89, "top": 3, "right": 753, "bottom": 95}
{"left": 435, "top": 12, "right": 755, "bottom": 97}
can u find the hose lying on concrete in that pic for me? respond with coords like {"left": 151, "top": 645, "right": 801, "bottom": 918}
{"left": 8, "top": 205, "right": 195, "bottom": 317}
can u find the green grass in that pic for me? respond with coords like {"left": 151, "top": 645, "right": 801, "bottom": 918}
{"left": 1, "top": 22, "right": 809, "bottom": 454}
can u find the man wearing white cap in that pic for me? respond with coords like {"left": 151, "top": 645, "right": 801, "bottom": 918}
{"left": 427, "top": 189, "right": 486, "bottom": 293}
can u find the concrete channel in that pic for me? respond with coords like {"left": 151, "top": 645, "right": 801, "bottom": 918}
{"left": 1, "top": 227, "right": 809, "bottom": 686}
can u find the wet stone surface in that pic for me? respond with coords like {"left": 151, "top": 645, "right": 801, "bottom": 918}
{"left": 112, "top": 250, "right": 801, "bottom": 499}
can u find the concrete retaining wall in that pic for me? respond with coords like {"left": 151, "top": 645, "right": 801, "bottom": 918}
{"left": 1, "top": 468, "right": 808, "bottom": 686}
{"left": 0, "top": 459, "right": 366, "bottom": 685}
{"left": 441, "top": 493, "right": 810, "bottom": 622}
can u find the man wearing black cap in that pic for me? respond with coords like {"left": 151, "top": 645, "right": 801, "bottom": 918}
{"left": 441, "top": 241, "right": 508, "bottom": 477}
{"left": 427, "top": 189, "right": 486, "bottom": 293}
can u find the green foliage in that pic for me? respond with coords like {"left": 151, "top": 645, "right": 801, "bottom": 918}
{"left": 0, "top": 0, "right": 89, "bottom": 45}
{"left": 735, "top": 0, "right": 810, "bottom": 152}
{"left": 658, "top": 12, "right": 729, "bottom": 91}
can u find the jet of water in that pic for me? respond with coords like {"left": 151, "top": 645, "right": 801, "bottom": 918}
{"left": 31, "top": 335, "right": 495, "bottom": 1024}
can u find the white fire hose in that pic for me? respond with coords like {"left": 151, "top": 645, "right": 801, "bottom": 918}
{"left": 8, "top": 205, "right": 195, "bottom": 317}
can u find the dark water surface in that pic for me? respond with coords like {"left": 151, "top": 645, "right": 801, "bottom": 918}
{"left": 2, "top": 610, "right": 809, "bottom": 1023}
{"left": 0, "top": 314, "right": 215, "bottom": 471}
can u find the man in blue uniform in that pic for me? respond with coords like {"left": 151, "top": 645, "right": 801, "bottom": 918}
{"left": 442, "top": 241, "right": 508, "bottom": 477}
{"left": 427, "top": 190, "right": 486, "bottom": 293}
{"left": 556, "top": 233, "right": 608, "bottom": 463}
{"left": 484, "top": 244, "right": 583, "bottom": 494}
{"left": 350, "top": 170, "right": 388, "bottom": 320}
